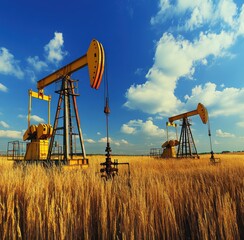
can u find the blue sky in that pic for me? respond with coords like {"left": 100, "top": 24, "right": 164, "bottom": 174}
{"left": 1, "top": 0, "right": 244, "bottom": 155}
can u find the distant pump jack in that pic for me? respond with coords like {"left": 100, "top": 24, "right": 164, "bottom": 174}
{"left": 167, "top": 103, "right": 209, "bottom": 158}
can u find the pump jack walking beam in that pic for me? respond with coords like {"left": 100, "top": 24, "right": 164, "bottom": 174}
{"left": 37, "top": 39, "right": 105, "bottom": 91}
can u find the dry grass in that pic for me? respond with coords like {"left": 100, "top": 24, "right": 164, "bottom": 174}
{"left": 0, "top": 154, "right": 243, "bottom": 239}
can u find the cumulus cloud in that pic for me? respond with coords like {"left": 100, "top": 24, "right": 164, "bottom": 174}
{"left": 0, "top": 130, "right": 22, "bottom": 139}
{"left": 98, "top": 137, "right": 129, "bottom": 146}
{"left": 85, "top": 138, "right": 96, "bottom": 143}
{"left": 98, "top": 137, "right": 111, "bottom": 143}
{"left": 27, "top": 56, "right": 48, "bottom": 72}
{"left": 125, "top": 0, "right": 244, "bottom": 118}
{"left": 0, "top": 47, "right": 24, "bottom": 79}
{"left": 0, "top": 83, "right": 8, "bottom": 92}
{"left": 121, "top": 123, "right": 137, "bottom": 134}
{"left": 121, "top": 139, "right": 129, "bottom": 144}
{"left": 185, "top": 82, "right": 244, "bottom": 117}
{"left": 151, "top": 0, "right": 214, "bottom": 29}
{"left": 31, "top": 115, "right": 45, "bottom": 123}
{"left": 121, "top": 119, "right": 165, "bottom": 137}
{"left": 18, "top": 114, "right": 45, "bottom": 123}
{"left": 151, "top": 0, "right": 240, "bottom": 31}
{"left": 0, "top": 121, "right": 9, "bottom": 128}
{"left": 238, "top": 5, "right": 244, "bottom": 35}
{"left": 26, "top": 31, "right": 68, "bottom": 78}
{"left": 44, "top": 32, "right": 67, "bottom": 64}
{"left": 124, "top": 30, "right": 235, "bottom": 116}
{"left": 216, "top": 129, "right": 235, "bottom": 138}
{"left": 217, "top": 0, "right": 238, "bottom": 26}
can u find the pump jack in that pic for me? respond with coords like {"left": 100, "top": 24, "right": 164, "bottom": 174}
{"left": 7, "top": 39, "right": 105, "bottom": 167}
{"left": 168, "top": 103, "right": 208, "bottom": 158}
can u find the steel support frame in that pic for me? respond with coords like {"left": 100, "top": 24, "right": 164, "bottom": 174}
{"left": 177, "top": 118, "right": 198, "bottom": 158}
{"left": 47, "top": 76, "right": 86, "bottom": 162}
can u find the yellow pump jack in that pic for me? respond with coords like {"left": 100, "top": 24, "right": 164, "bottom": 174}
{"left": 167, "top": 103, "right": 208, "bottom": 158}
{"left": 7, "top": 39, "right": 105, "bottom": 167}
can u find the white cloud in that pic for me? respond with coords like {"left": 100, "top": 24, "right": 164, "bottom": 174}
{"left": 98, "top": 137, "right": 111, "bottom": 143}
{"left": 121, "top": 119, "right": 165, "bottom": 137}
{"left": 150, "top": 0, "right": 173, "bottom": 25}
{"left": 98, "top": 137, "right": 129, "bottom": 146}
{"left": 31, "top": 115, "right": 45, "bottom": 123}
{"left": 121, "top": 123, "right": 136, "bottom": 134}
{"left": 44, "top": 32, "right": 67, "bottom": 64}
{"left": 0, "top": 130, "right": 22, "bottom": 139}
{"left": 185, "top": 82, "right": 244, "bottom": 117}
{"left": 0, "top": 83, "right": 8, "bottom": 92}
{"left": 216, "top": 129, "right": 235, "bottom": 138}
{"left": 85, "top": 138, "right": 96, "bottom": 143}
{"left": 0, "top": 121, "right": 9, "bottom": 128}
{"left": 124, "top": 30, "right": 235, "bottom": 116}
{"left": 238, "top": 5, "right": 244, "bottom": 35}
{"left": 151, "top": 0, "right": 214, "bottom": 29}
{"left": 185, "top": 1, "right": 214, "bottom": 30}
{"left": 151, "top": 0, "right": 239, "bottom": 31}
{"left": 0, "top": 47, "right": 24, "bottom": 79}
{"left": 217, "top": 0, "right": 237, "bottom": 26}
{"left": 27, "top": 56, "right": 48, "bottom": 72}
{"left": 114, "top": 142, "right": 120, "bottom": 146}
{"left": 18, "top": 114, "right": 45, "bottom": 123}
{"left": 121, "top": 139, "right": 129, "bottom": 144}
{"left": 125, "top": 1, "right": 244, "bottom": 124}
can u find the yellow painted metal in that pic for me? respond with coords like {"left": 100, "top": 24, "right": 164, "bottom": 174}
{"left": 24, "top": 140, "right": 49, "bottom": 160}
{"left": 23, "top": 125, "right": 37, "bottom": 141}
{"left": 37, "top": 39, "right": 105, "bottom": 91}
{"left": 161, "top": 140, "right": 179, "bottom": 158}
{"left": 162, "top": 147, "right": 177, "bottom": 158}
{"left": 162, "top": 140, "right": 179, "bottom": 148}
{"left": 37, "top": 56, "right": 87, "bottom": 90}
{"left": 29, "top": 89, "right": 50, "bottom": 101}
{"left": 87, "top": 40, "right": 105, "bottom": 89}
{"left": 28, "top": 89, "right": 51, "bottom": 128}
{"left": 166, "top": 122, "right": 177, "bottom": 127}
{"left": 23, "top": 123, "right": 53, "bottom": 141}
{"left": 37, "top": 124, "right": 53, "bottom": 139}
{"left": 197, "top": 103, "right": 208, "bottom": 124}
{"left": 30, "top": 125, "right": 38, "bottom": 134}
{"left": 168, "top": 103, "right": 208, "bottom": 124}
{"left": 22, "top": 39, "right": 105, "bottom": 167}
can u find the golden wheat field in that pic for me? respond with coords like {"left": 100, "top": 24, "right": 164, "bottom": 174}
{"left": 0, "top": 154, "right": 243, "bottom": 240}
